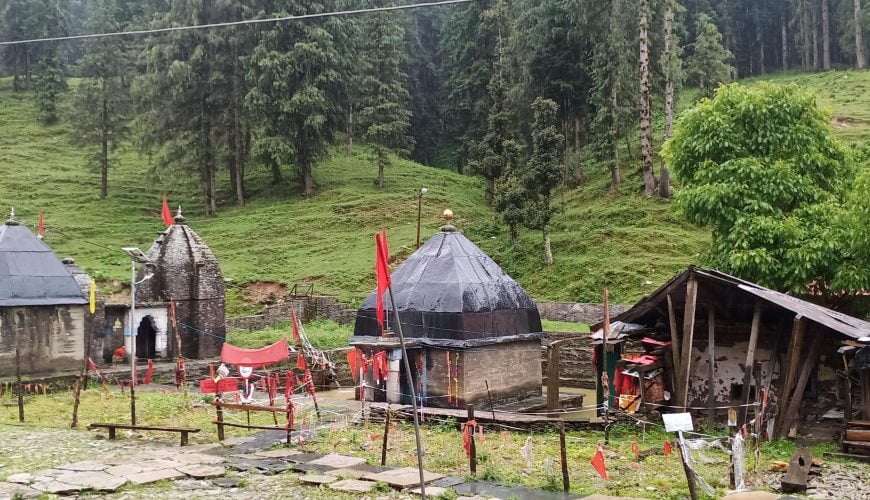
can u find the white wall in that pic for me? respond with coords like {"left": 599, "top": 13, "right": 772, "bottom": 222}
{"left": 125, "top": 307, "right": 169, "bottom": 358}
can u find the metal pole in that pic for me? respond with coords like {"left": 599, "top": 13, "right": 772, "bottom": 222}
{"left": 387, "top": 286, "right": 426, "bottom": 499}
{"left": 130, "top": 259, "right": 137, "bottom": 426}
{"left": 415, "top": 192, "right": 423, "bottom": 249}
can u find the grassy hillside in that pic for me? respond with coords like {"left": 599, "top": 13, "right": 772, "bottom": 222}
{"left": 1, "top": 70, "right": 866, "bottom": 312}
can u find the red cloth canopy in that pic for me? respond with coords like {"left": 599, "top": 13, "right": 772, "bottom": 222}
{"left": 221, "top": 338, "right": 289, "bottom": 367}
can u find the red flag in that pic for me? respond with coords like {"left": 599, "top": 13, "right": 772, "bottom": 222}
{"left": 631, "top": 442, "right": 640, "bottom": 457}
{"left": 462, "top": 420, "right": 477, "bottom": 458}
{"left": 161, "top": 195, "right": 173, "bottom": 226}
{"left": 375, "top": 230, "right": 391, "bottom": 332}
{"left": 663, "top": 440, "right": 673, "bottom": 456}
{"left": 291, "top": 311, "right": 301, "bottom": 345}
{"left": 37, "top": 211, "right": 45, "bottom": 238}
{"left": 143, "top": 359, "right": 154, "bottom": 384}
{"left": 296, "top": 353, "right": 308, "bottom": 371}
{"left": 591, "top": 446, "right": 608, "bottom": 479}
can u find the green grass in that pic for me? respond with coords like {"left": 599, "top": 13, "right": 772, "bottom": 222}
{"left": 227, "top": 318, "right": 353, "bottom": 349}
{"left": 541, "top": 319, "right": 590, "bottom": 333}
{"left": 1, "top": 70, "right": 867, "bottom": 311}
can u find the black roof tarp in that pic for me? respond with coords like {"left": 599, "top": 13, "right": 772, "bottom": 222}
{"left": 354, "top": 228, "right": 542, "bottom": 342}
{"left": 0, "top": 221, "right": 87, "bottom": 306}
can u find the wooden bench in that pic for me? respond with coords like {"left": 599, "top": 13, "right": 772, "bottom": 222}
{"left": 88, "top": 423, "right": 200, "bottom": 446}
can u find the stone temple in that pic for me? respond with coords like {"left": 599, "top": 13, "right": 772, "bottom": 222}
{"left": 351, "top": 212, "right": 543, "bottom": 408}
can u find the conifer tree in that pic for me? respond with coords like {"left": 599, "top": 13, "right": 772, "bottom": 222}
{"left": 687, "top": 15, "right": 733, "bottom": 98}
{"left": 659, "top": 0, "right": 684, "bottom": 199}
{"left": 639, "top": 0, "right": 656, "bottom": 197}
{"left": 357, "top": 9, "right": 414, "bottom": 188}
{"left": 33, "top": 46, "right": 67, "bottom": 124}
{"left": 405, "top": 11, "right": 444, "bottom": 166}
{"left": 525, "top": 98, "right": 563, "bottom": 266}
{"left": 68, "top": 0, "right": 131, "bottom": 198}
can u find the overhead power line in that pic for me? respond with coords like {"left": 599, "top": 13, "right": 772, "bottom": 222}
{"left": 0, "top": 0, "right": 474, "bottom": 46}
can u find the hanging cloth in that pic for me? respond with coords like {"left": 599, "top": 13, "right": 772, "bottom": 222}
{"left": 462, "top": 419, "right": 477, "bottom": 458}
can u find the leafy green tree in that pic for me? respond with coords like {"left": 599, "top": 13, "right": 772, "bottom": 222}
{"left": 525, "top": 97, "right": 563, "bottom": 266}
{"left": 246, "top": 0, "right": 351, "bottom": 195}
{"left": 686, "top": 14, "right": 733, "bottom": 98}
{"left": 68, "top": 0, "right": 130, "bottom": 198}
{"left": 357, "top": 9, "right": 414, "bottom": 188}
{"left": 663, "top": 83, "right": 852, "bottom": 294}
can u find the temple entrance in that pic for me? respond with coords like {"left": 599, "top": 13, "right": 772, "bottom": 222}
{"left": 136, "top": 316, "right": 158, "bottom": 360}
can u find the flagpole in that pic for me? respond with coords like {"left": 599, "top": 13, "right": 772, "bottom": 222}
{"left": 387, "top": 286, "right": 426, "bottom": 499}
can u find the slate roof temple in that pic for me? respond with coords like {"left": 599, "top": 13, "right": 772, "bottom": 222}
{"left": 352, "top": 210, "right": 543, "bottom": 408}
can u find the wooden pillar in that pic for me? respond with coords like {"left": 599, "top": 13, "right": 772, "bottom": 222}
{"left": 667, "top": 294, "right": 681, "bottom": 379}
{"left": 738, "top": 301, "right": 762, "bottom": 428}
{"left": 707, "top": 307, "right": 716, "bottom": 427}
{"left": 774, "top": 316, "right": 806, "bottom": 437}
{"left": 215, "top": 398, "right": 225, "bottom": 441}
{"left": 467, "top": 404, "right": 477, "bottom": 475}
{"left": 547, "top": 344, "right": 560, "bottom": 411}
{"left": 776, "top": 333, "right": 824, "bottom": 438}
{"left": 678, "top": 277, "right": 699, "bottom": 409}
{"left": 558, "top": 421, "right": 569, "bottom": 492}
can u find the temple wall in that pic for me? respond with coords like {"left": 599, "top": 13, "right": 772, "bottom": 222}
{"left": 0, "top": 305, "right": 86, "bottom": 376}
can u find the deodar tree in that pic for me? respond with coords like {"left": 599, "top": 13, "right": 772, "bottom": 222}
{"left": 525, "top": 98, "right": 563, "bottom": 267}
{"left": 662, "top": 83, "right": 853, "bottom": 295}
{"left": 686, "top": 15, "right": 733, "bottom": 98}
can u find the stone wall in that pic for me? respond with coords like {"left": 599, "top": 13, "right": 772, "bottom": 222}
{"left": 541, "top": 332, "right": 596, "bottom": 389}
{"left": 0, "top": 305, "right": 87, "bottom": 376}
{"left": 226, "top": 295, "right": 356, "bottom": 331}
{"left": 536, "top": 301, "right": 630, "bottom": 325}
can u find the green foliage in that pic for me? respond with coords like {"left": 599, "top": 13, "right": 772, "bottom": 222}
{"left": 685, "top": 15, "right": 733, "bottom": 98}
{"left": 540, "top": 320, "right": 590, "bottom": 333}
{"left": 663, "top": 83, "right": 853, "bottom": 294}
{"left": 33, "top": 48, "right": 67, "bottom": 124}
{"left": 524, "top": 98, "right": 563, "bottom": 233}
{"left": 227, "top": 319, "right": 353, "bottom": 350}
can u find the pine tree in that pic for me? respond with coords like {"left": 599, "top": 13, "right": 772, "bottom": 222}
{"left": 659, "top": 0, "right": 684, "bottom": 199}
{"left": 357, "top": 9, "right": 414, "bottom": 188}
{"left": 1, "top": 1, "right": 42, "bottom": 91}
{"left": 854, "top": 0, "right": 865, "bottom": 69}
{"left": 525, "top": 98, "right": 563, "bottom": 267}
{"left": 405, "top": 11, "right": 444, "bottom": 166}
{"left": 687, "top": 15, "right": 733, "bottom": 98}
{"left": 639, "top": 0, "right": 656, "bottom": 197}
{"left": 33, "top": 46, "right": 67, "bottom": 124}
{"left": 246, "top": 0, "right": 351, "bottom": 195}
{"left": 68, "top": 0, "right": 131, "bottom": 199}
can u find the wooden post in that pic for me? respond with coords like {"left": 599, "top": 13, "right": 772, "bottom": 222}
{"left": 861, "top": 371, "right": 870, "bottom": 420}
{"left": 776, "top": 333, "right": 824, "bottom": 438}
{"left": 71, "top": 315, "right": 92, "bottom": 428}
{"left": 676, "top": 431, "right": 699, "bottom": 500}
{"left": 667, "top": 294, "right": 681, "bottom": 378}
{"left": 678, "top": 277, "right": 699, "bottom": 409}
{"left": 485, "top": 380, "right": 496, "bottom": 420}
{"left": 738, "top": 301, "right": 762, "bottom": 427}
{"left": 467, "top": 404, "right": 476, "bottom": 475}
{"left": 775, "top": 316, "right": 805, "bottom": 436}
{"left": 707, "top": 306, "right": 716, "bottom": 428}
{"left": 558, "top": 421, "right": 569, "bottom": 492}
{"left": 15, "top": 344, "right": 24, "bottom": 422}
{"left": 215, "top": 398, "right": 225, "bottom": 441}
{"left": 547, "top": 344, "right": 560, "bottom": 411}
{"left": 381, "top": 407, "right": 391, "bottom": 466}
{"left": 843, "top": 354, "right": 853, "bottom": 423}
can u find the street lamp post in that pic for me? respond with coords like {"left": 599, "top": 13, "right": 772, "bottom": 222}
{"left": 415, "top": 187, "right": 428, "bottom": 249}
{"left": 122, "top": 247, "right": 152, "bottom": 426}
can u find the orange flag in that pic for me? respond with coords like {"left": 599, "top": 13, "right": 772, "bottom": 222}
{"left": 375, "top": 229, "right": 391, "bottom": 332}
{"left": 591, "top": 446, "right": 608, "bottom": 479}
{"left": 296, "top": 353, "right": 308, "bottom": 371}
{"left": 663, "top": 440, "right": 673, "bottom": 456}
{"left": 161, "top": 195, "right": 173, "bottom": 226}
{"left": 37, "top": 210, "right": 45, "bottom": 238}
{"left": 631, "top": 442, "right": 640, "bottom": 457}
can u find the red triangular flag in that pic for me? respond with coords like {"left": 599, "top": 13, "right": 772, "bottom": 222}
{"left": 161, "top": 195, "right": 173, "bottom": 226}
{"left": 375, "top": 229, "right": 391, "bottom": 332}
{"left": 631, "top": 442, "right": 640, "bottom": 457}
{"left": 37, "top": 210, "right": 45, "bottom": 238}
{"left": 591, "top": 446, "right": 608, "bottom": 479}
{"left": 296, "top": 353, "right": 308, "bottom": 371}
{"left": 291, "top": 311, "right": 302, "bottom": 345}
{"left": 663, "top": 440, "right": 673, "bottom": 456}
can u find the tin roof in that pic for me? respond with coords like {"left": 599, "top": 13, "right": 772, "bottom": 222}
{"left": 0, "top": 220, "right": 88, "bottom": 306}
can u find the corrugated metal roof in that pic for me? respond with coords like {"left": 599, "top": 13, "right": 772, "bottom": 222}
{"left": 600, "top": 266, "right": 870, "bottom": 340}
{"left": 0, "top": 221, "right": 88, "bottom": 306}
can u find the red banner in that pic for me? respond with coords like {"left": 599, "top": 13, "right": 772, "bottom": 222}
{"left": 221, "top": 338, "right": 289, "bottom": 367}
{"left": 199, "top": 377, "right": 240, "bottom": 394}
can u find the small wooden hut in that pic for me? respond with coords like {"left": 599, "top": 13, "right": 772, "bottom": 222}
{"left": 592, "top": 266, "right": 870, "bottom": 439}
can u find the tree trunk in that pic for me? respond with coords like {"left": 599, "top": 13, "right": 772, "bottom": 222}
{"left": 608, "top": 0, "right": 620, "bottom": 190}
{"left": 231, "top": 36, "right": 245, "bottom": 207}
{"left": 509, "top": 224, "right": 518, "bottom": 249}
{"left": 812, "top": 3, "right": 819, "bottom": 70}
{"left": 302, "top": 163, "right": 315, "bottom": 195}
{"left": 347, "top": 106, "right": 354, "bottom": 155}
{"left": 485, "top": 176, "right": 494, "bottom": 204}
{"left": 574, "top": 115, "right": 581, "bottom": 150}
{"left": 782, "top": 13, "right": 789, "bottom": 71}
{"left": 100, "top": 87, "right": 108, "bottom": 199}
{"left": 562, "top": 115, "right": 569, "bottom": 183}
{"left": 756, "top": 4, "right": 764, "bottom": 75}
{"left": 377, "top": 155, "right": 385, "bottom": 188}
{"left": 802, "top": 2, "right": 811, "bottom": 69}
{"left": 24, "top": 48, "right": 31, "bottom": 89}
{"left": 270, "top": 159, "right": 283, "bottom": 185}
{"left": 856, "top": 0, "right": 865, "bottom": 69}
{"left": 208, "top": 163, "right": 217, "bottom": 215}
{"left": 663, "top": 0, "right": 676, "bottom": 141}
{"left": 639, "top": 0, "right": 655, "bottom": 197}
{"left": 658, "top": 165, "right": 671, "bottom": 199}
{"left": 544, "top": 228, "right": 553, "bottom": 266}
{"left": 821, "top": 0, "right": 831, "bottom": 70}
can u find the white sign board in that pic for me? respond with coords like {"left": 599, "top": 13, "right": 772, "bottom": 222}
{"left": 662, "top": 412, "right": 694, "bottom": 433}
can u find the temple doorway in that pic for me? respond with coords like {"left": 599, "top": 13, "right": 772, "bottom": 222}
{"left": 136, "top": 316, "right": 158, "bottom": 360}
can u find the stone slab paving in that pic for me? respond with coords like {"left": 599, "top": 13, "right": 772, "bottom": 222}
{"left": 454, "top": 481, "right": 581, "bottom": 500}
{"left": 126, "top": 468, "right": 187, "bottom": 485}
{"left": 308, "top": 453, "right": 366, "bottom": 468}
{"left": 327, "top": 479, "right": 378, "bottom": 493}
{"left": 298, "top": 474, "right": 339, "bottom": 485}
{"left": 285, "top": 452, "right": 326, "bottom": 463}
{"left": 54, "top": 471, "right": 126, "bottom": 491}
{"left": 175, "top": 465, "right": 226, "bottom": 479}
{"left": 56, "top": 460, "right": 110, "bottom": 472}
{"left": 411, "top": 486, "right": 449, "bottom": 496}
{"left": 432, "top": 476, "right": 465, "bottom": 488}
{"left": 253, "top": 448, "right": 302, "bottom": 459}
{"left": 291, "top": 462, "right": 336, "bottom": 474}
{"left": 362, "top": 467, "right": 444, "bottom": 487}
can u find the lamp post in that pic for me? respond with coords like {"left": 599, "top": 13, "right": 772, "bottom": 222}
{"left": 415, "top": 187, "right": 428, "bottom": 249}
{"left": 122, "top": 247, "right": 152, "bottom": 425}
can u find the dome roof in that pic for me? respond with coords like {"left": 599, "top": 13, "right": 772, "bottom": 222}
{"left": 0, "top": 220, "right": 87, "bottom": 306}
{"left": 354, "top": 227, "right": 541, "bottom": 342}
{"left": 136, "top": 212, "right": 224, "bottom": 303}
